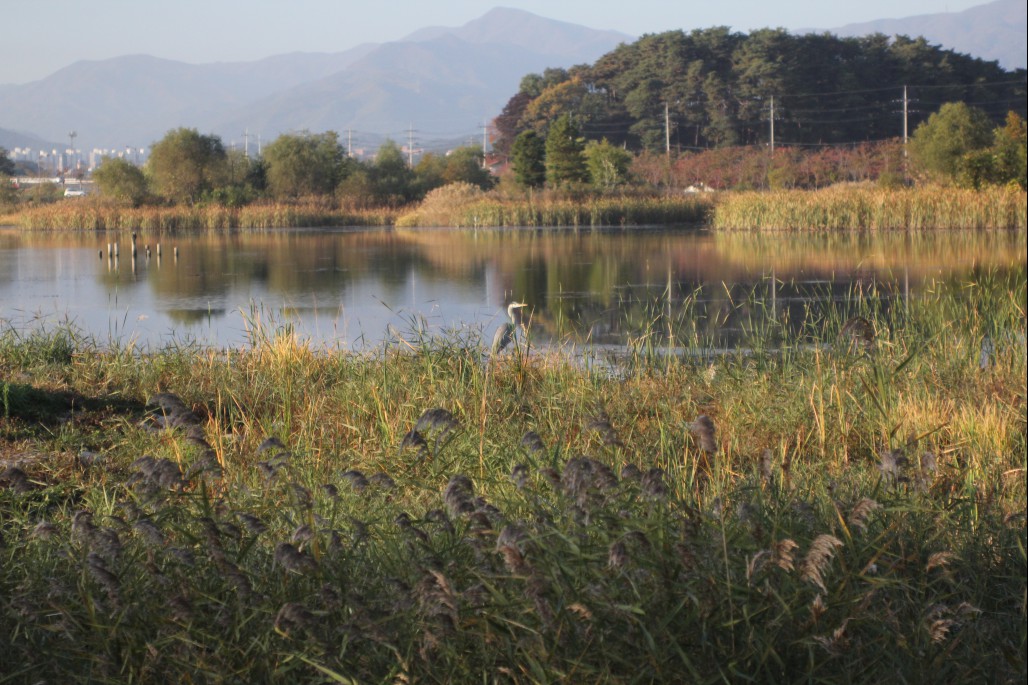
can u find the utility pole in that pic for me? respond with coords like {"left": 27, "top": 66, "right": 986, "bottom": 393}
{"left": 482, "top": 119, "right": 489, "bottom": 169}
{"left": 408, "top": 123, "right": 415, "bottom": 167}
{"left": 664, "top": 102, "right": 671, "bottom": 157}
{"left": 902, "top": 86, "right": 909, "bottom": 156}
{"left": 68, "top": 131, "right": 77, "bottom": 173}
{"left": 347, "top": 129, "right": 353, "bottom": 158}
{"left": 243, "top": 128, "right": 249, "bottom": 158}
{"left": 769, "top": 96, "right": 775, "bottom": 155}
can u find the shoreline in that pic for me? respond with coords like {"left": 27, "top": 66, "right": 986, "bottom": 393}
{"left": 3, "top": 185, "right": 1025, "bottom": 232}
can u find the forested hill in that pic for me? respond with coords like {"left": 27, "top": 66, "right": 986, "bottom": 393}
{"left": 493, "top": 28, "right": 1028, "bottom": 154}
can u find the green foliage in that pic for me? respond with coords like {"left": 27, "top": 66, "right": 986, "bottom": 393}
{"left": 219, "top": 148, "right": 267, "bottom": 205}
{"left": 519, "top": 67, "right": 570, "bottom": 97}
{"left": 494, "top": 28, "right": 1023, "bottom": 154}
{"left": 262, "top": 131, "right": 351, "bottom": 199}
{"left": 545, "top": 114, "right": 589, "bottom": 187}
{"left": 147, "top": 128, "right": 228, "bottom": 204}
{"left": 442, "top": 146, "right": 494, "bottom": 189}
{"left": 960, "top": 112, "right": 1028, "bottom": 190}
{"left": 585, "top": 139, "right": 633, "bottom": 188}
{"left": 415, "top": 146, "right": 494, "bottom": 195}
{"left": 368, "top": 139, "right": 416, "bottom": 205}
{"left": 510, "top": 130, "right": 546, "bottom": 188}
{"left": 92, "top": 157, "right": 149, "bottom": 206}
{"left": 0, "top": 149, "right": 16, "bottom": 205}
{"left": 910, "top": 102, "right": 995, "bottom": 182}
{"left": 0, "top": 146, "right": 15, "bottom": 176}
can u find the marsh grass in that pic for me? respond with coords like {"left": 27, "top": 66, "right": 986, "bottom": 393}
{"left": 396, "top": 191, "right": 713, "bottom": 228}
{"left": 6, "top": 186, "right": 1024, "bottom": 232}
{"left": 4, "top": 201, "right": 397, "bottom": 231}
{"left": 712, "top": 185, "right": 1027, "bottom": 230}
{"left": 1, "top": 273, "right": 1025, "bottom": 683}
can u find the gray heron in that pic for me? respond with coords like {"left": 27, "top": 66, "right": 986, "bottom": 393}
{"left": 491, "top": 302, "right": 528, "bottom": 355}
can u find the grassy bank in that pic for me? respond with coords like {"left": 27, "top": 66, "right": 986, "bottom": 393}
{"left": 396, "top": 185, "right": 713, "bottom": 228}
{"left": 2, "top": 273, "right": 1025, "bottom": 682}
{"left": 712, "top": 185, "right": 1028, "bottom": 231}
{"left": 3, "top": 185, "right": 1026, "bottom": 231}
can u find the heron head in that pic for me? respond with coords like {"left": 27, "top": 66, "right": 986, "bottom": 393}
{"left": 507, "top": 301, "right": 529, "bottom": 324}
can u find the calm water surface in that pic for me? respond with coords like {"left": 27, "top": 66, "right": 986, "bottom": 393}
{"left": 1, "top": 227, "right": 1024, "bottom": 350}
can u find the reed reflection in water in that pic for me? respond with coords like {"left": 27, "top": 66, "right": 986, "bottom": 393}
{"left": 0, "top": 227, "right": 1024, "bottom": 350}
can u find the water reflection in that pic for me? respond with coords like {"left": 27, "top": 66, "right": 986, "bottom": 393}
{"left": 1, "top": 227, "right": 1024, "bottom": 350}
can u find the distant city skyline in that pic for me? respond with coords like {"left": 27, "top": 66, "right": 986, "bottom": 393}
{"left": 4, "top": 0, "right": 986, "bottom": 85}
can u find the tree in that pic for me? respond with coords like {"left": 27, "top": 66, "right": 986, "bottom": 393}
{"left": 585, "top": 139, "right": 633, "bottom": 189}
{"left": 262, "top": 131, "right": 350, "bottom": 199}
{"left": 510, "top": 131, "right": 546, "bottom": 188}
{"left": 909, "top": 102, "right": 995, "bottom": 181}
{"left": 521, "top": 79, "right": 589, "bottom": 134}
{"left": 986, "top": 112, "right": 1026, "bottom": 189}
{"left": 492, "top": 91, "right": 534, "bottom": 156}
{"left": 0, "top": 147, "right": 15, "bottom": 176}
{"left": 92, "top": 158, "right": 148, "bottom": 206}
{"left": 441, "top": 146, "right": 494, "bottom": 189}
{"left": 368, "top": 140, "right": 416, "bottom": 205}
{"left": 0, "top": 148, "right": 15, "bottom": 206}
{"left": 147, "top": 128, "right": 227, "bottom": 204}
{"left": 545, "top": 115, "right": 588, "bottom": 187}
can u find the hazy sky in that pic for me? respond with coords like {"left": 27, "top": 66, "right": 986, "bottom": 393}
{"left": 4, "top": 0, "right": 986, "bottom": 85}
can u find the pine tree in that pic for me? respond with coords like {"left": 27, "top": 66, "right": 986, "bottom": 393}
{"left": 510, "top": 131, "right": 546, "bottom": 188}
{"left": 545, "top": 115, "right": 588, "bottom": 187}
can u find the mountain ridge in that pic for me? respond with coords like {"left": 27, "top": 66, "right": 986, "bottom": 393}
{"left": 0, "top": 8, "right": 630, "bottom": 152}
{"left": 827, "top": 0, "right": 1024, "bottom": 70}
{"left": 0, "top": 4, "right": 1021, "bottom": 156}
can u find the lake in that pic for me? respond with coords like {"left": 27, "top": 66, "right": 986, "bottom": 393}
{"left": 1, "top": 227, "right": 1025, "bottom": 351}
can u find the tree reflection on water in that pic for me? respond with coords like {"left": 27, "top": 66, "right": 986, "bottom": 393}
{"left": 1, "top": 227, "right": 1024, "bottom": 351}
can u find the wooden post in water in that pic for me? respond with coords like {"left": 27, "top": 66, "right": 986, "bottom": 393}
{"left": 131, "top": 232, "right": 137, "bottom": 258}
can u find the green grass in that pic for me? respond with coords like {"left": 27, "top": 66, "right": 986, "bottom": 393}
{"left": 1, "top": 273, "right": 1025, "bottom": 683}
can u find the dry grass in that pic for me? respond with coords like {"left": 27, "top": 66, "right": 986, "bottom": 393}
{"left": 0, "top": 258, "right": 1025, "bottom": 684}
{"left": 712, "top": 184, "right": 1028, "bottom": 230}
{"left": 3, "top": 200, "right": 396, "bottom": 230}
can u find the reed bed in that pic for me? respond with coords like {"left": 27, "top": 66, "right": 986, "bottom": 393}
{"left": 5, "top": 186, "right": 1025, "bottom": 232}
{"left": 3, "top": 201, "right": 397, "bottom": 231}
{"left": 396, "top": 190, "right": 713, "bottom": 228}
{"left": 1, "top": 272, "right": 1026, "bottom": 683}
{"left": 712, "top": 185, "right": 1028, "bottom": 230}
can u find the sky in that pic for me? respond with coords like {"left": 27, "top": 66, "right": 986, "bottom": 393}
{"left": 3, "top": 0, "right": 986, "bottom": 85}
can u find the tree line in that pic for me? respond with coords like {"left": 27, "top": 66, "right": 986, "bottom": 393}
{"left": 493, "top": 27, "right": 1026, "bottom": 156}
{"left": 83, "top": 129, "right": 494, "bottom": 208}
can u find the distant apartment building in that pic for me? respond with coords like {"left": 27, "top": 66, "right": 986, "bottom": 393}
{"left": 6, "top": 145, "right": 147, "bottom": 177}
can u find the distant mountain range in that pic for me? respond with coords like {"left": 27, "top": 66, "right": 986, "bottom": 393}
{"left": 1, "top": 3, "right": 1024, "bottom": 156}
{"left": 0, "top": 8, "right": 629, "bottom": 155}
{"left": 828, "top": 0, "right": 1025, "bottom": 71}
